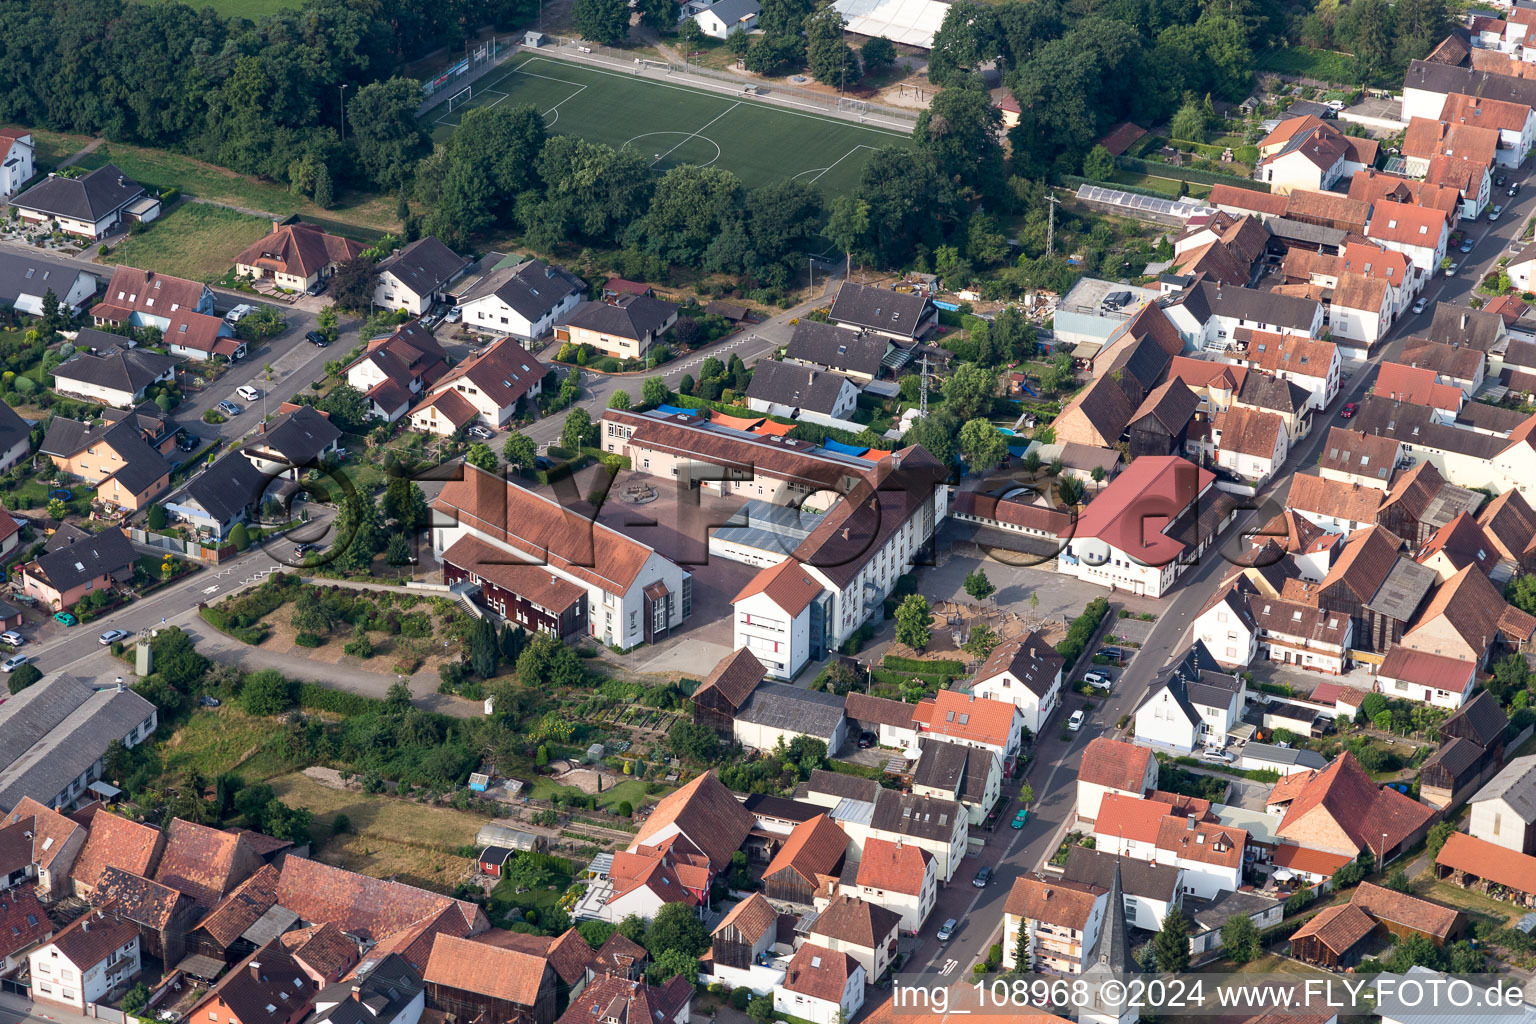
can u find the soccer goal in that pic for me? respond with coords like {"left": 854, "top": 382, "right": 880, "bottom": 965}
{"left": 447, "top": 86, "right": 474, "bottom": 113}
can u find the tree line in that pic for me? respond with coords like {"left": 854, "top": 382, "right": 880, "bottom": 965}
{"left": 0, "top": 0, "right": 533, "bottom": 202}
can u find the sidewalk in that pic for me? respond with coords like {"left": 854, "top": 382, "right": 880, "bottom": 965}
{"left": 0, "top": 991, "right": 96, "bottom": 1024}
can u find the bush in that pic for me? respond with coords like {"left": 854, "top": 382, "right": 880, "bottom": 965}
{"left": 241, "top": 669, "right": 294, "bottom": 715}
{"left": 294, "top": 632, "right": 323, "bottom": 648}
{"left": 343, "top": 635, "right": 374, "bottom": 658}
{"left": 618, "top": 800, "right": 633, "bottom": 817}
{"left": 295, "top": 682, "right": 378, "bottom": 716}
{"left": 729, "top": 988, "right": 751, "bottom": 1011}
{"left": 1057, "top": 597, "right": 1111, "bottom": 669}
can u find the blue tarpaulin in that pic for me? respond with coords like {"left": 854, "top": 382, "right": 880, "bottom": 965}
{"left": 655, "top": 404, "right": 700, "bottom": 417}
{"left": 822, "top": 438, "right": 870, "bottom": 456}
{"left": 933, "top": 299, "right": 961, "bottom": 311}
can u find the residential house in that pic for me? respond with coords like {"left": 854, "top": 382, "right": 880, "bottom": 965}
{"left": 408, "top": 338, "right": 546, "bottom": 434}
{"left": 27, "top": 907, "right": 140, "bottom": 1010}
{"left": 345, "top": 321, "right": 450, "bottom": 423}
{"left": 235, "top": 222, "right": 366, "bottom": 294}
{"left": 1162, "top": 279, "right": 1324, "bottom": 352}
{"left": 695, "top": 0, "right": 760, "bottom": 38}
{"left": 828, "top": 282, "right": 935, "bottom": 342}
{"left": 1052, "top": 278, "right": 1161, "bottom": 352}
{"left": 372, "top": 237, "right": 472, "bottom": 315}
{"left": 1092, "top": 794, "right": 1248, "bottom": 899}
{"left": 733, "top": 683, "right": 849, "bottom": 753}
{"left": 1318, "top": 428, "right": 1402, "bottom": 491}
{"left": 554, "top": 974, "right": 691, "bottom": 1024}
{"left": 1001, "top": 874, "right": 1107, "bottom": 974}
{"left": 1255, "top": 117, "right": 1378, "bottom": 193}
{"left": 1192, "top": 581, "right": 1260, "bottom": 668}
{"left": 89, "top": 866, "right": 198, "bottom": 964}
{"left": 0, "top": 129, "right": 33, "bottom": 197}
{"left": 305, "top": 953, "right": 424, "bottom": 1024}
{"left": 910, "top": 690, "right": 1024, "bottom": 774}
{"left": 243, "top": 406, "right": 343, "bottom": 480}
{"left": 1374, "top": 361, "right": 1465, "bottom": 421}
{"left": 0, "top": 890, "right": 50, "bottom": 974}
{"left": 162, "top": 449, "right": 270, "bottom": 540}
{"left": 840, "top": 837, "right": 936, "bottom": 934}
{"left": 282, "top": 922, "right": 359, "bottom": 985}
{"left": 761, "top": 814, "right": 847, "bottom": 905}
{"left": 1247, "top": 589, "right": 1355, "bottom": 675}
{"left": 51, "top": 339, "right": 176, "bottom": 409}
{"left": 11, "top": 164, "right": 157, "bottom": 239}
{"left": 1400, "top": 337, "right": 1486, "bottom": 396}
{"left": 0, "top": 251, "right": 98, "bottom": 315}
{"left": 691, "top": 647, "right": 766, "bottom": 735}
{"left": 1509, "top": 241, "right": 1536, "bottom": 292}
{"left": 1414, "top": 511, "right": 1498, "bottom": 582}
{"left": 1272, "top": 753, "right": 1435, "bottom": 863}
{"left": 1468, "top": 755, "right": 1536, "bottom": 854}
{"left": 970, "top": 634, "right": 1065, "bottom": 735}
{"left": 1061, "top": 847, "right": 1181, "bottom": 934}
{"left": 774, "top": 945, "right": 863, "bottom": 1024}
{"left": 630, "top": 771, "right": 754, "bottom": 875}
{"left": 795, "top": 773, "right": 968, "bottom": 882}
{"left": 1478, "top": 488, "right": 1536, "bottom": 580}
{"left": 1056, "top": 456, "right": 1242, "bottom": 598}
{"left": 433, "top": 465, "right": 692, "bottom": 649}
{"left": 0, "top": 400, "right": 29, "bottom": 474}
{"left": 38, "top": 416, "right": 170, "bottom": 511}
{"left": 1320, "top": 273, "right": 1395, "bottom": 350}
{"left": 1364, "top": 200, "right": 1451, "bottom": 276}
{"left": 1400, "top": 562, "right": 1534, "bottom": 666}
{"left": 0, "top": 681, "right": 158, "bottom": 816}
{"left": 745, "top": 361, "right": 860, "bottom": 430}
{"left": 1348, "top": 172, "right": 1461, "bottom": 232}
{"left": 0, "top": 799, "right": 87, "bottom": 897}
{"left": 782, "top": 320, "right": 891, "bottom": 384}
{"left": 1231, "top": 369, "right": 1314, "bottom": 447}
{"left": 1286, "top": 473, "right": 1385, "bottom": 534}
{"left": 423, "top": 932, "right": 555, "bottom": 1024}
{"left": 1212, "top": 404, "right": 1289, "bottom": 486}
{"left": 806, "top": 895, "right": 899, "bottom": 982}
{"left": 1132, "top": 643, "right": 1245, "bottom": 754}
{"left": 91, "top": 266, "right": 241, "bottom": 362}
{"left": 187, "top": 941, "right": 318, "bottom": 1024}
{"left": 18, "top": 526, "right": 136, "bottom": 610}
{"left": 1224, "top": 330, "right": 1340, "bottom": 410}
{"left": 911, "top": 740, "right": 1002, "bottom": 826}
{"left": 731, "top": 558, "right": 823, "bottom": 680}
{"left": 555, "top": 295, "right": 678, "bottom": 361}
{"left": 1075, "top": 737, "right": 1158, "bottom": 823}
{"left": 457, "top": 258, "right": 585, "bottom": 342}
{"left": 1440, "top": 92, "right": 1536, "bottom": 166}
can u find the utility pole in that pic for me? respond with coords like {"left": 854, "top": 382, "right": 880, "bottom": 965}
{"left": 1045, "top": 193, "right": 1061, "bottom": 258}
{"left": 919, "top": 352, "right": 930, "bottom": 416}
{"left": 338, "top": 83, "right": 348, "bottom": 141}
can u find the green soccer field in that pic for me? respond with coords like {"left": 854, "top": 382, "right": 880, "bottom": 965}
{"left": 426, "top": 54, "right": 911, "bottom": 195}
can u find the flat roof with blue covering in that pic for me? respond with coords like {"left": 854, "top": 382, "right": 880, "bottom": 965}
{"left": 655, "top": 404, "right": 701, "bottom": 417}
{"left": 822, "top": 438, "right": 870, "bottom": 456}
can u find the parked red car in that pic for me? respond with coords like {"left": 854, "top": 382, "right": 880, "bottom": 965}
{"left": 1340, "top": 402, "right": 1358, "bottom": 419}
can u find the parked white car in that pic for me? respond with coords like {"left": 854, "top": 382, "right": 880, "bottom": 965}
{"left": 236, "top": 385, "right": 260, "bottom": 402}
{"left": 1067, "top": 709, "right": 1085, "bottom": 732}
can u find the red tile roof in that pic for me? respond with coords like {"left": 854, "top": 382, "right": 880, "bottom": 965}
{"left": 1436, "top": 831, "right": 1536, "bottom": 893}
{"left": 275, "top": 856, "right": 486, "bottom": 942}
{"left": 712, "top": 892, "right": 778, "bottom": 943}
{"left": 545, "top": 928, "right": 595, "bottom": 986}
{"left": 71, "top": 811, "right": 162, "bottom": 891}
{"left": 153, "top": 818, "right": 255, "bottom": 907}
{"left": 194, "top": 864, "right": 281, "bottom": 949}
{"left": 1375, "top": 361, "right": 1464, "bottom": 411}
{"left": 912, "top": 690, "right": 1019, "bottom": 749}
{"left": 631, "top": 770, "right": 754, "bottom": 871}
{"left": 732, "top": 557, "right": 823, "bottom": 616}
{"left": 282, "top": 921, "right": 358, "bottom": 980}
{"left": 1078, "top": 737, "right": 1157, "bottom": 794}
{"left": 1275, "top": 753, "right": 1434, "bottom": 856}
{"left": 235, "top": 223, "right": 365, "bottom": 280}
{"left": 93, "top": 266, "right": 207, "bottom": 321}
{"left": 4, "top": 798, "right": 85, "bottom": 874}
{"left": 424, "top": 932, "right": 549, "bottom": 1007}
{"left": 49, "top": 905, "right": 139, "bottom": 969}
{"left": 1155, "top": 815, "right": 1246, "bottom": 868}
{"left": 764, "top": 814, "right": 847, "bottom": 888}
{"left": 1415, "top": 511, "right": 1496, "bottom": 576}
{"left": 1069, "top": 455, "right": 1213, "bottom": 564}
{"left": 1351, "top": 880, "right": 1461, "bottom": 939}
{"left": 1271, "top": 843, "right": 1352, "bottom": 877}
{"left": 854, "top": 837, "right": 932, "bottom": 896}
{"left": 809, "top": 894, "right": 901, "bottom": 948}
{"left": 0, "top": 890, "right": 50, "bottom": 960}
{"left": 1093, "top": 794, "right": 1169, "bottom": 845}
{"left": 1365, "top": 199, "right": 1449, "bottom": 247}
{"left": 1003, "top": 874, "right": 1104, "bottom": 930}
{"left": 439, "top": 534, "right": 586, "bottom": 614}
{"left": 782, "top": 943, "right": 861, "bottom": 1001}
{"left": 1097, "top": 122, "right": 1147, "bottom": 156}
{"left": 693, "top": 647, "right": 766, "bottom": 712}
{"left": 1289, "top": 901, "right": 1376, "bottom": 954}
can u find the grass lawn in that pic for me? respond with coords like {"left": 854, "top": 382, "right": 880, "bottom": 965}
{"left": 1254, "top": 45, "right": 1361, "bottom": 85}
{"left": 157, "top": 707, "right": 306, "bottom": 781}
{"left": 27, "top": 129, "right": 96, "bottom": 173}
{"left": 427, "top": 53, "right": 911, "bottom": 194}
{"left": 1107, "top": 170, "right": 1212, "bottom": 199}
{"left": 10, "top": 475, "right": 92, "bottom": 517}
{"left": 74, "top": 141, "right": 399, "bottom": 232}
{"left": 1420, "top": 879, "right": 1527, "bottom": 928}
{"left": 268, "top": 771, "right": 483, "bottom": 894}
{"left": 103, "top": 202, "right": 273, "bottom": 282}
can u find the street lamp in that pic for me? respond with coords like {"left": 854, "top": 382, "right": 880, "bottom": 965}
{"left": 339, "top": 83, "right": 349, "bottom": 142}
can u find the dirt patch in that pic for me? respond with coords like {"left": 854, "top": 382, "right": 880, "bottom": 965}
{"left": 552, "top": 767, "right": 608, "bottom": 795}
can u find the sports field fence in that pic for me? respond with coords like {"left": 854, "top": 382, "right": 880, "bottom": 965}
{"left": 548, "top": 37, "right": 920, "bottom": 125}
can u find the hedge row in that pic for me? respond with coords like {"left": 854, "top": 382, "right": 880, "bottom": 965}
{"left": 296, "top": 683, "right": 381, "bottom": 717}
{"left": 884, "top": 655, "right": 963, "bottom": 676}
{"left": 1058, "top": 597, "right": 1111, "bottom": 671}
{"left": 1115, "top": 155, "right": 1272, "bottom": 191}
{"left": 198, "top": 605, "right": 269, "bottom": 645}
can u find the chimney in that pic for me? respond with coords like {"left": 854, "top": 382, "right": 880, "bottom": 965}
{"left": 1043, "top": 889, "right": 1051, "bottom": 900}
{"left": 351, "top": 988, "right": 362, "bottom": 1003}
{"left": 258, "top": 421, "right": 266, "bottom": 434}
{"left": 82, "top": 920, "right": 89, "bottom": 932}
{"left": 841, "top": 527, "right": 850, "bottom": 540}
{"left": 892, "top": 452, "right": 901, "bottom": 469}
{"left": 273, "top": 219, "right": 283, "bottom": 232}
{"left": 251, "top": 962, "right": 263, "bottom": 981}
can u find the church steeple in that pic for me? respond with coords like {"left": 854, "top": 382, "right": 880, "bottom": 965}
{"left": 1079, "top": 860, "right": 1136, "bottom": 1024}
